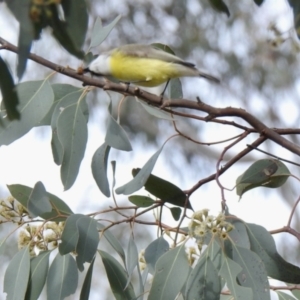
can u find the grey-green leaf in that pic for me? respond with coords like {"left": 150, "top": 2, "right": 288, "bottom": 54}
{"left": 90, "top": 15, "right": 122, "bottom": 48}
{"left": 232, "top": 246, "right": 270, "bottom": 300}
{"left": 246, "top": 223, "right": 300, "bottom": 283}
{"left": 0, "top": 56, "right": 20, "bottom": 120}
{"left": 128, "top": 195, "right": 155, "bottom": 207}
{"left": 61, "top": 0, "right": 88, "bottom": 49}
{"left": 76, "top": 216, "right": 99, "bottom": 271}
{"left": 59, "top": 214, "right": 84, "bottom": 255}
{"left": 277, "top": 291, "right": 298, "bottom": 300}
{"left": 138, "top": 100, "right": 176, "bottom": 121}
{"left": 144, "top": 236, "right": 169, "bottom": 274}
{"left": 0, "top": 80, "right": 54, "bottom": 146}
{"left": 57, "top": 102, "right": 88, "bottom": 190}
{"left": 27, "top": 181, "right": 52, "bottom": 218}
{"left": 219, "top": 256, "right": 253, "bottom": 300}
{"left": 50, "top": 89, "right": 84, "bottom": 165}
{"left": 105, "top": 114, "right": 132, "bottom": 151}
{"left": 185, "top": 254, "right": 221, "bottom": 299}
{"left": 4, "top": 247, "right": 30, "bottom": 300}
{"left": 125, "top": 235, "right": 139, "bottom": 289}
{"left": 5, "top": 0, "right": 35, "bottom": 79}
{"left": 98, "top": 223, "right": 126, "bottom": 264}
{"left": 47, "top": 253, "right": 78, "bottom": 300}
{"left": 170, "top": 207, "right": 182, "bottom": 221}
{"left": 99, "top": 250, "right": 136, "bottom": 300}
{"left": 115, "top": 145, "right": 164, "bottom": 195}
{"left": 91, "top": 142, "right": 111, "bottom": 197}
{"left": 80, "top": 258, "right": 95, "bottom": 300}
{"left": 208, "top": 0, "right": 230, "bottom": 16}
{"left": 132, "top": 168, "right": 193, "bottom": 210}
{"left": 148, "top": 243, "right": 190, "bottom": 300}
{"left": 25, "top": 251, "right": 51, "bottom": 300}
{"left": 8, "top": 184, "right": 73, "bottom": 221}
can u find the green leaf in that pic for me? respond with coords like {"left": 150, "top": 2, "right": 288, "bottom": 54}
{"left": 185, "top": 253, "right": 221, "bottom": 299}
{"left": 105, "top": 114, "right": 132, "bottom": 151}
{"left": 246, "top": 223, "right": 300, "bottom": 283}
{"left": 253, "top": 0, "right": 264, "bottom": 5}
{"left": 232, "top": 246, "right": 270, "bottom": 300}
{"left": 0, "top": 80, "right": 54, "bottom": 146}
{"left": 227, "top": 217, "right": 250, "bottom": 249}
{"left": 48, "top": 4, "right": 84, "bottom": 59}
{"left": 91, "top": 142, "right": 111, "bottom": 197}
{"left": 39, "top": 84, "right": 81, "bottom": 126}
{"left": 219, "top": 256, "right": 253, "bottom": 300}
{"left": 148, "top": 243, "right": 190, "bottom": 300}
{"left": 125, "top": 235, "right": 139, "bottom": 289}
{"left": 236, "top": 159, "right": 290, "bottom": 197}
{"left": 170, "top": 207, "right": 182, "bottom": 221}
{"left": 138, "top": 100, "right": 176, "bottom": 120}
{"left": 208, "top": 0, "right": 230, "bottom": 17}
{"left": 98, "top": 223, "right": 126, "bottom": 265}
{"left": 25, "top": 251, "right": 51, "bottom": 300}
{"left": 0, "top": 56, "right": 20, "bottom": 120}
{"left": 4, "top": 247, "right": 31, "bottom": 300}
{"left": 27, "top": 181, "right": 52, "bottom": 218}
{"left": 8, "top": 184, "right": 73, "bottom": 221}
{"left": 50, "top": 89, "right": 85, "bottom": 165}
{"left": 80, "top": 258, "right": 95, "bottom": 300}
{"left": 61, "top": 0, "right": 88, "bottom": 49}
{"left": 115, "top": 144, "right": 165, "bottom": 195}
{"left": 59, "top": 214, "right": 84, "bottom": 255}
{"left": 145, "top": 236, "right": 169, "bottom": 274}
{"left": 132, "top": 168, "right": 193, "bottom": 210}
{"left": 277, "top": 291, "right": 297, "bottom": 300}
{"left": 169, "top": 78, "right": 183, "bottom": 99}
{"left": 287, "top": 0, "right": 300, "bottom": 39}
{"left": 47, "top": 253, "right": 78, "bottom": 300}
{"left": 76, "top": 216, "right": 99, "bottom": 271}
{"left": 89, "top": 15, "right": 122, "bottom": 49}
{"left": 5, "top": 0, "right": 35, "bottom": 79}
{"left": 239, "top": 159, "right": 279, "bottom": 184}
{"left": 128, "top": 195, "right": 155, "bottom": 207}
{"left": 57, "top": 101, "right": 88, "bottom": 190}
{"left": 99, "top": 250, "right": 136, "bottom": 300}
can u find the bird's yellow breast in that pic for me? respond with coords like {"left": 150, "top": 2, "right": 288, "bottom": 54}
{"left": 109, "top": 51, "right": 181, "bottom": 87}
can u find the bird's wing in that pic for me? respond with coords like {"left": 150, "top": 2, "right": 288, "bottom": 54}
{"left": 117, "top": 44, "right": 196, "bottom": 67}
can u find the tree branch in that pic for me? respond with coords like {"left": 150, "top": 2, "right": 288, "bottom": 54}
{"left": 1, "top": 36, "right": 300, "bottom": 156}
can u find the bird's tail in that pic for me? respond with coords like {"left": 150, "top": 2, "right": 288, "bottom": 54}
{"left": 199, "top": 72, "right": 220, "bottom": 84}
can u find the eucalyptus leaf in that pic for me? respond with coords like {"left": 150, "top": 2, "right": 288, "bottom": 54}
{"left": 0, "top": 56, "right": 20, "bottom": 120}
{"left": 8, "top": 184, "right": 73, "bottom": 221}
{"left": 105, "top": 114, "right": 132, "bottom": 151}
{"left": 115, "top": 144, "right": 164, "bottom": 195}
{"left": 148, "top": 243, "right": 190, "bottom": 300}
{"left": 27, "top": 181, "right": 52, "bottom": 218}
{"left": 76, "top": 216, "right": 99, "bottom": 271}
{"left": 4, "top": 247, "right": 30, "bottom": 300}
{"left": 46, "top": 253, "right": 78, "bottom": 300}
{"left": 25, "top": 251, "right": 51, "bottom": 300}
{"left": 0, "top": 80, "right": 54, "bottom": 146}
{"left": 132, "top": 168, "right": 193, "bottom": 210}
{"left": 57, "top": 102, "right": 88, "bottom": 190}
{"left": 80, "top": 258, "right": 95, "bottom": 300}
{"left": 90, "top": 15, "right": 122, "bottom": 48}
{"left": 144, "top": 236, "right": 169, "bottom": 275}
{"left": 99, "top": 250, "right": 136, "bottom": 300}
{"left": 92, "top": 142, "right": 111, "bottom": 197}
{"left": 128, "top": 195, "right": 155, "bottom": 207}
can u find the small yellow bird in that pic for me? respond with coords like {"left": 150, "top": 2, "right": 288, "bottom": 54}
{"left": 84, "top": 44, "right": 220, "bottom": 87}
